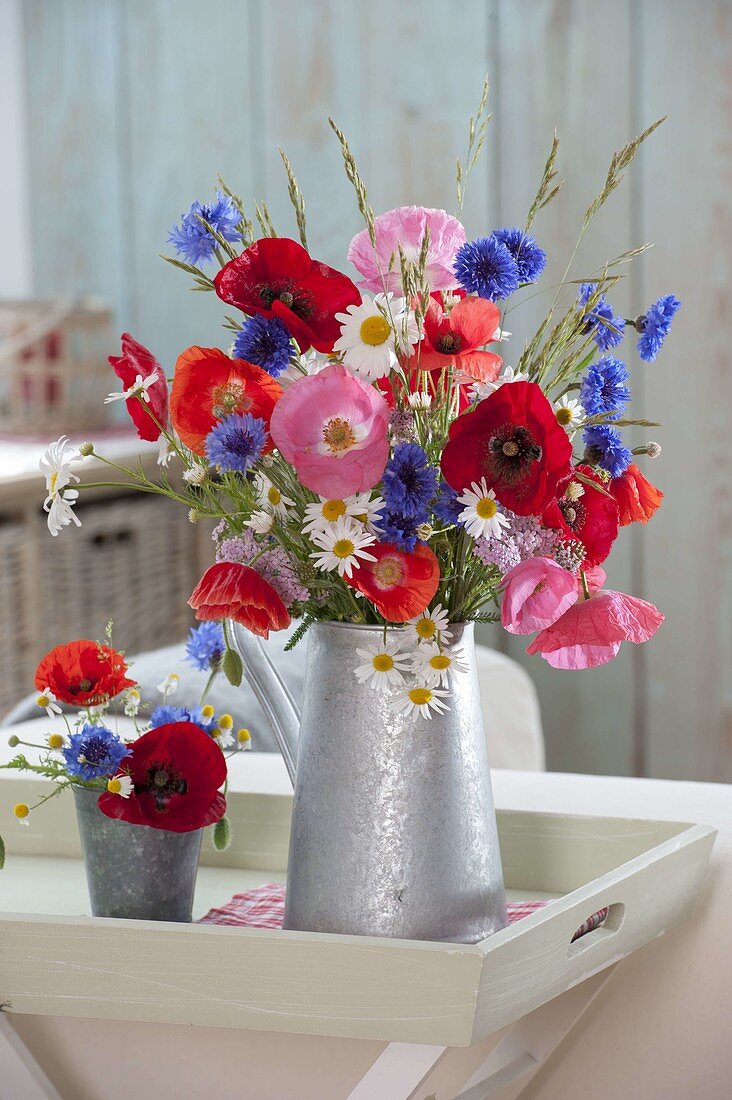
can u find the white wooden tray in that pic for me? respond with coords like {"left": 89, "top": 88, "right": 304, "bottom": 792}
{"left": 0, "top": 769, "right": 715, "bottom": 1048}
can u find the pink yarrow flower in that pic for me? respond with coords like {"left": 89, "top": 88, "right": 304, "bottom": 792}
{"left": 269, "top": 362, "right": 390, "bottom": 498}
{"left": 501, "top": 557, "right": 579, "bottom": 635}
{"left": 348, "top": 206, "right": 467, "bottom": 295}
{"left": 526, "top": 589, "right": 664, "bottom": 670}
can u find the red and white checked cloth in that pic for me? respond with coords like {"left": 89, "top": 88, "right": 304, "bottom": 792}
{"left": 199, "top": 884, "right": 608, "bottom": 942}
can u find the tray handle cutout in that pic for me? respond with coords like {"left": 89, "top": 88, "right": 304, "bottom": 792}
{"left": 568, "top": 903, "right": 625, "bottom": 957}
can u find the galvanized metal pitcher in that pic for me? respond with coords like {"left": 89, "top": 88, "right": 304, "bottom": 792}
{"left": 231, "top": 620, "right": 507, "bottom": 943}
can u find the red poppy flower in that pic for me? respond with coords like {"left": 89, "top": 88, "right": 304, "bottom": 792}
{"left": 98, "top": 722, "right": 226, "bottom": 832}
{"left": 412, "top": 296, "right": 502, "bottom": 382}
{"left": 108, "top": 333, "right": 169, "bottom": 442}
{"left": 170, "top": 346, "right": 282, "bottom": 455}
{"left": 35, "top": 640, "right": 135, "bottom": 706}
{"left": 345, "top": 542, "right": 440, "bottom": 622}
{"left": 543, "top": 465, "right": 620, "bottom": 568}
{"left": 441, "top": 381, "right": 573, "bottom": 515}
{"left": 213, "top": 237, "right": 361, "bottom": 354}
{"left": 609, "top": 463, "right": 663, "bottom": 527}
{"left": 188, "top": 562, "right": 291, "bottom": 638}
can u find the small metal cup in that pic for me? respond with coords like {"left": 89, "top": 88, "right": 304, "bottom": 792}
{"left": 73, "top": 786, "right": 203, "bottom": 921}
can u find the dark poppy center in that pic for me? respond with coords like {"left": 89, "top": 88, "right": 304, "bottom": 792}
{"left": 558, "top": 498, "right": 586, "bottom": 531}
{"left": 67, "top": 677, "right": 94, "bottom": 696}
{"left": 257, "top": 280, "right": 314, "bottom": 319}
{"left": 141, "top": 759, "right": 188, "bottom": 813}
{"left": 486, "top": 422, "right": 542, "bottom": 486}
{"left": 437, "top": 332, "right": 462, "bottom": 354}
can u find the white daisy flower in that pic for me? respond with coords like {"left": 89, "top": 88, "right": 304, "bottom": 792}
{"left": 106, "top": 774, "right": 134, "bottom": 798}
{"left": 182, "top": 463, "right": 208, "bottom": 485}
{"left": 246, "top": 509, "right": 275, "bottom": 535}
{"left": 302, "top": 493, "right": 383, "bottom": 536}
{"left": 210, "top": 725, "right": 234, "bottom": 749}
{"left": 278, "top": 348, "right": 327, "bottom": 388}
{"left": 334, "top": 294, "right": 417, "bottom": 381}
{"left": 392, "top": 685, "right": 450, "bottom": 720}
{"left": 156, "top": 673, "right": 179, "bottom": 697}
{"left": 407, "top": 391, "right": 433, "bottom": 410}
{"left": 354, "top": 636, "right": 413, "bottom": 692}
{"left": 412, "top": 643, "right": 469, "bottom": 688}
{"left": 468, "top": 366, "right": 529, "bottom": 403}
{"left": 554, "top": 393, "right": 584, "bottom": 432}
{"left": 36, "top": 688, "right": 62, "bottom": 718}
{"left": 310, "top": 516, "right": 377, "bottom": 578}
{"left": 123, "top": 688, "right": 141, "bottom": 718}
{"left": 457, "top": 478, "right": 511, "bottom": 540}
{"left": 157, "top": 439, "right": 175, "bottom": 467}
{"left": 104, "top": 372, "right": 157, "bottom": 405}
{"left": 407, "top": 604, "right": 453, "bottom": 646}
{"left": 255, "top": 474, "right": 294, "bottom": 518}
{"left": 40, "top": 436, "right": 83, "bottom": 537}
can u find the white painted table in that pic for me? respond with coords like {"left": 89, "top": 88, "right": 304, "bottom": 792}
{"left": 0, "top": 740, "right": 729, "bottom": 1099}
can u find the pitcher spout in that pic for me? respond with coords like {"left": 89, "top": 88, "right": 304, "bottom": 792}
{"left": 229, "top": 621, "right": 300, "bottom": 785}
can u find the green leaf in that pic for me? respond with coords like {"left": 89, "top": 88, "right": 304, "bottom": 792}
{"left": 213, "top": 816, "right": 231, "bottom": 851}
{"left": 222, "top": 647, "right": 243, "bottom": 687}
{"left": 0, "top": 834, "right": 5, "bottom": 870}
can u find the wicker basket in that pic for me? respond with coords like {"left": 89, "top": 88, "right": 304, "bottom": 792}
{"left": 0, "top": 520, "right": 35, "bottom": 716}
{"left": 0, "top": 298, "right": 114, "bottom": 435}
{"left": 36, "top": 494, "right": 199, "bottom": 661}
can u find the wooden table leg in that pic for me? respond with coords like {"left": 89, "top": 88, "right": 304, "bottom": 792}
{"left": 346, "top": 1042, "right": 447, "bottom": 1100}
{"left": 0, "top": 1012, "right": 63, "bottom": 1100}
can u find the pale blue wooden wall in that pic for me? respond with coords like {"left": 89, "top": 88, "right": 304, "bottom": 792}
{"left": 20, "top": 0, "right": 732, "bottom": 781}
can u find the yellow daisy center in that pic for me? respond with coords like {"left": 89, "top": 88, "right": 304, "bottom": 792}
{"left": 360, "top": 314, "right": 392, "bottom": 346}
{"left": 416, "top": 618, "right": 436, "bottom": 639}
{"left": 218, "top": 713, "right": 234, "bottom": 730}
{"left": 107, "top": 778, "right": 122, "bottom": 795}
{"left": 36, "top": 694, "right": 50, "bottom": 708}
{"left": 429, "top": 654, "right": 451, "bottom": 671}
{"left": 13, "top": 803, "right": 30, "bottom": 819}
{"left": 556, "top": 407, "right": 573, "bottom": 426}
{"left": 333, "top": 538, "right": 355, "bottom": 559}
{"left": 322, "top": 498, "right": 347, "bottom": 521}
{"left": 237, "top": 727, "right": 251, "bottom": 743}
{"left": 409, "top": 687, "right": 433, "bottom": 706}
{"left": 323, "top": 417, "right": 357, "bottom": 453}
{"left": 201, "top": 704, "right": 215, "bottom": 720}
{"left": 47, "top": 733, "right": 64, "bottom": 749}
{"left": 267, "top": 486, "right": 282, "bottom": 506}
{"left": 372, "top": 653, "right": 394, "bottom": 672}
{"left": 476, "top": 497, "right": 497, "bottom": 520}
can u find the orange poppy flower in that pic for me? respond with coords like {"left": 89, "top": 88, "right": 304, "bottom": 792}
{"left": 35, "top": 641, "right": 135, "bottom": 706}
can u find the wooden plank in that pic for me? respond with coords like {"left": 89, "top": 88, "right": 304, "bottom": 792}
{"left": 23, "top": 0, "right": 127, "bottom": 318}
{"left": 636, "top": 0, "right": 732, "bottom": 780}
{"left": 493, "top": 0, "right": 639, "bottom": 776}
{"left": 121, "top": 0, "right": 257, "bottom": 366}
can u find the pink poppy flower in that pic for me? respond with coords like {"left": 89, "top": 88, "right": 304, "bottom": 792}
{"left": 348, "top": 206, "right": 466, "bottom": 295}
{"left": 501, "top": 558, "right": 579, "bottom": 635}
{"left": 269, "top": 362, "right": 389, "bottom": 498}
{"left": 526, "top": 589, "right": 664, "bottom": 670}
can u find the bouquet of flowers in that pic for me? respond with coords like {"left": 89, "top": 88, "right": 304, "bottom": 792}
{"left": 41, "top": 86, "right": 676, "bottom": 719}
{"left": 0, "top": 623, "right": 248, "bottom": 856}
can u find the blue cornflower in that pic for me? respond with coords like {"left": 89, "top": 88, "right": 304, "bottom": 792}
{"left": 579, "top": 357, "right": 631, "bottom": 417}
{"left": 635, "top": 294, "right": 681, "bottom": 361}
{"left": 150, "top": 705, "right": 216, "bottom": 735}
{"left": 375, "top": 508, "right": 421, "bottom": 552}
{"left": 454, "top": 236, "right": 520, "bottom": 300}
{"left": 433, "top": 481, "right": 464, "bottom": 526}
{"left": 382, "top": 443, "right": 437, "bottom": 519}
{"left": 185, "top": 621, "right": 225, "bottom": 672}
{"left": 168, "top": 190, "right": 242, "bottom": 266}
{"left": 578, "top": 283, "right": 625, "bottom": 351}
{"left": 492, "top": 227, "right": 546, "bottom": 284}
{"left": 233, "top": 316, "right": 293, "bottom": 378}
{"left": 583, "top": 424, "right": 632, "bottom": 478}
{"left": 63, "top": 724, "right": 130, "bottom": 781}
{"left": 205, "top": 413, "right": 266, "bottom": 474}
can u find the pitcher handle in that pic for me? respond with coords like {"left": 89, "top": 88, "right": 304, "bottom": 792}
{"left": 229, "top": 621, "right": 300, "bottom": 786}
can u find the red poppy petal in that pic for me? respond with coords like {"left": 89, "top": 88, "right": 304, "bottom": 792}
{"left": 346, "top": 543, "right": 440, "bottom": 622}
{"left": 456, "top": 350, "right": 503, "bottom": 382}
{"left": 450, "top": 297, "right": 501, "bottom": 349}
{"left": 188, "top": 563, "right": 291, "bottom": 638}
